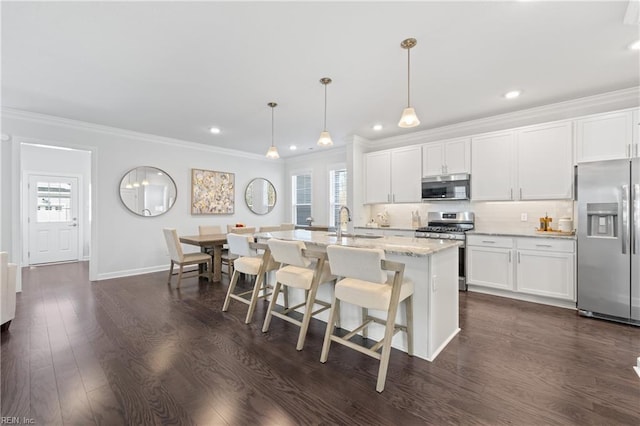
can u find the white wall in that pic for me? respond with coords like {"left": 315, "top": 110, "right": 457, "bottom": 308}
{"left": 2, "top": 111, "right": 285, "bottom": 280}
{"left": 21, "top": 144, "right": 92, "bottom": 262}
{"left": 284, "top": 147, "right": 346, "bottom": 227}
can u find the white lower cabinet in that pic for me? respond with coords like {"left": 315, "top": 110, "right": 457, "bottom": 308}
{"left": 467, "top": 235, "right": 576, "bottom": 305}
{"left": 467, "top": 236, "right": 514, "bottom": 290}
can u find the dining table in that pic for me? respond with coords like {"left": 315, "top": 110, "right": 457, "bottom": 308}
{"left": 179, "top": 233, "right": 228, "bottom": 282}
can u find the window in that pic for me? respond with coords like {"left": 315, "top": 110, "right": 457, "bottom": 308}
{"left": 292, "top": 173, "right": 312, "bottom": 226}
{"left": 329, "top": 168, "right": 347, "bottom": 228}
{"left": 36, "top": 181, "right": 72, "bottom": 222}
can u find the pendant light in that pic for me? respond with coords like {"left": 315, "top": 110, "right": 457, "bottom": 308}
{"left": 398, "top": 38, "right": 420, "bottom": 128}
{"left": 125, "top": 172, "right": 133, "bottom": 189}
{"left": 141, "top": 168, "right": 149, "bottom": 186}
{"left": 265, "top": 102, "right": 280, "bottom": 159}
{"left": 317, "top": 77, "right": 333, "bottom": 147}
{"left": 132, "top": 168, "right": 140, "bottom": 187}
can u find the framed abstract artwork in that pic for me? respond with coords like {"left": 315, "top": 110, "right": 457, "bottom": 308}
{"left": 191, "top": 168, "right": 235, "bottom": 214}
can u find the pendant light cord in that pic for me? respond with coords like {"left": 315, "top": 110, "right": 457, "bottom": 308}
{"left": 323, "top": 83, "right": 328, "bottom": 131}
{"left": 271, "top": 106, "right": 275, "bottom": 147}
{"left": 407, "top": 47, "right": 411, "bottom": 108}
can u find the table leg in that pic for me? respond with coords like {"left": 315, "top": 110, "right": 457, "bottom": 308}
{"left": 212, "top": 245, "right": 222, "bottom": 282}
{"left": 199, "top": 247, "right": 206, "bottom": 275}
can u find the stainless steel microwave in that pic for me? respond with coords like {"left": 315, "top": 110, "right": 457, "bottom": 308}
{"left": 421, "top": 174, "right": 470, "bottom": 201}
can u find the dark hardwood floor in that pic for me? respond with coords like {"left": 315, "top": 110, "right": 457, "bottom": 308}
{"left": 1, "top": 262, "right": 639, "bottom": 425}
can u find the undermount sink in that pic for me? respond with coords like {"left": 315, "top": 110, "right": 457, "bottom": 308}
{"left": 326, "top": 232, "right": 383, "bottom": 239}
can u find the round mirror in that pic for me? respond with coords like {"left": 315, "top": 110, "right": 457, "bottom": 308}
{"left": 119, "top": 166, "right": 177, "bottom": 217}
{"left": 245, "top": 178, "right": 276, "bottom": 215}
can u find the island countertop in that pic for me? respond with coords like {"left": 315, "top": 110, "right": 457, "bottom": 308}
{"left": 254, "top": 229, "right": 461, "bottom": 257}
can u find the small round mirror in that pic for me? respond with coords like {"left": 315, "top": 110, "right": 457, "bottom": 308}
{"left": 119, "top": 166, "right": 177, "bottom": 217}
{"left": 245, "top": 178, "right": 276, "bottom": 215}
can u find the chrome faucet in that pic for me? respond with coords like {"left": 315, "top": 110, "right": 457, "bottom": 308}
{"left": 336, "top": 205, "right": 352, "bottom": 238}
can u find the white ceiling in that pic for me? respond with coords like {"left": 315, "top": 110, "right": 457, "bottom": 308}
{"left": 2, "top": 1, "right": 639, "bottom": 158}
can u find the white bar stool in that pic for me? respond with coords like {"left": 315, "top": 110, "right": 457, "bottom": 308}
{"left": 222, "top": 233, "right": 279, "bottom": 324}
{"left": 262, "top": 239, "right": 336, "bottom": 351}
{"left": 320, "top": 245, "right": 414, "bottom": 393}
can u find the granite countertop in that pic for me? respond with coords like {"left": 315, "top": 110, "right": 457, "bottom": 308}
{"left": 354, "top": 226, "right": 417, "bottom": 232}
{"left": 468, "top": 228, "right": 576, "bottom": 240}
{"left": 255, "top": 229, "right": 460, "bottom": 257}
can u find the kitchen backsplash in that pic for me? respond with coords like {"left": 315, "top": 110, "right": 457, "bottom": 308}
{"left": 366, "top": 200, "right": 574, "bottom": 231}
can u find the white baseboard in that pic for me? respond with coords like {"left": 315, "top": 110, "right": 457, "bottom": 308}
{"left": 467, "top": 285, "right": 577, "bottom": 310}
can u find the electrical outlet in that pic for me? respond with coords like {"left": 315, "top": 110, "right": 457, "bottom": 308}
{"left": 520, "top": 213, "right": 528, "bottom": 221}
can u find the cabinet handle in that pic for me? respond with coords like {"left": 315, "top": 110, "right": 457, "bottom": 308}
{"left": 387, "top": 194, "right": 391, "bottom": 203}
{"left": 509, "top": 251, "right": 511, "bottom": 262}
{"left": 392, "top": 194, "right": 395, "bottom": 203}
{"left": 481, "top": 240, "right": 496, "bottom": 244}
{"left": 518, "top": 252, "right": 521, "bottom": 263}
{"left": 510, "top": 188, "right": 513, "bottom": 200}
{"left": 535, "top": 244, "right": 553, "bottom": 248}
{"left": 635, "top": 144, "right": 638, "bottom": 158}
{"left": 628, "top": 144, "right": 632, "bottom": 158}
{"left": 519, "top": 188, "right": 522, "bottom": 199}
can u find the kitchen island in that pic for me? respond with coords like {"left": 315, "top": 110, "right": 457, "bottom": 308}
{"left": 255, "top": 229, "right": 461, "bottom": 361}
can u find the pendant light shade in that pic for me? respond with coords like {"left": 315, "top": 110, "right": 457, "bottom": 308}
{"left": 317, "top": 77, "right": 333, "bottom": 147}
{"left": 398, "top": 38, "right": 420, "bottom": 128}
{"left": 265, "top": 102, "right": 280, "bottom": 159}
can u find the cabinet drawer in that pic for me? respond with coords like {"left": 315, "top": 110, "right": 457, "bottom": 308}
{"left": 516, "top": 237, "right": 575, "bottom": 253}
{"left": 467, "top": 235, "right": 513, "bottom": 248}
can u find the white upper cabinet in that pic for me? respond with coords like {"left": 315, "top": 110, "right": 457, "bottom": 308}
{"left": 364, "top": 150, "right": 392, "bottom": 204}
{"left": 471, "top": 131, "right": 515, "bottom": 201}
{"left": 517, "top": 121, "right": 573, "bottom": 200}
{"left": 575, "top": 110, "right": 634, "bottom": 162}
{"left": 421, "top": 137, "right": 470, "bottom": 177}
{"left": 472, "top": 122, "right": 573, "bottom": 201}
{"left": 364, "top": 146, "right": 421, "bottom": 204}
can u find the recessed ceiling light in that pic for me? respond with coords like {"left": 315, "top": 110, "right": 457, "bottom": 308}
{"left": 289, "top": 145, "right": 297, "bottom": 150}
{"left": 629, "top": 40, "right": 640, "bottom": 50}
{"left": 373, "top": 124, "right": 383, "bottom": 131}
{"left": 209, "top": 127, "right": 221, "bottom": 134}
{"left": 504, "top": 90, "right": 521, "bottom": 99}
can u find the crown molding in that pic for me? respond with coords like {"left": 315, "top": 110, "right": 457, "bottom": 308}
{"left": 0, "top": 107, "right": 271, "bottom": 161}
{"left": 365, "top": 86, "right": 640, "bottom": 151}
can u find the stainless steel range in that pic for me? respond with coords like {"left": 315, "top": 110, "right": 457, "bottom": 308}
{"left": 415, "top": 211, "right": 475, "bottom": 291}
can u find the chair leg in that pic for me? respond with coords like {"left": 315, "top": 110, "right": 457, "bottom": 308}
{"left": 296, "top": 284, "right": 320, "bottom": 351}
{"left": 362, "top": 307, "right": 369, "bottom": 339}
{"left": 405, "top": 296, "right": 414, "bottom": 356}
{"left": 176, "top": 265, "right": 184, "bottom": 288}
{"left": 320, "top": 297, "right": 339, "bottom": 363}
{"left": 167, "top": 261, "right": 174, "bottom": 285}
{"left": 376, "top": 303, "right": 400, "bottom": 393}
{"left": 223, "top": 269, "right": 241, "bottom": 311}
{"left": 245, "top": 273, "right": 264, "bottom": 324}
{"left": 283, "top": 286, "right": 289, "bottom": 309}
{"left": 262, "top": 281, "right": 282, "bottom": 333}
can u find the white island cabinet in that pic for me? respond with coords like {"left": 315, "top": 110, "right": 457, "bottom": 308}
{"left": 255, "top": 230, "right": 461, "bottom": 362}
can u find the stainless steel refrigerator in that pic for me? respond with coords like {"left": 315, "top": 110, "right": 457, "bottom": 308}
{"left": 577, "top": 158, "right": 640, "bottom": 325}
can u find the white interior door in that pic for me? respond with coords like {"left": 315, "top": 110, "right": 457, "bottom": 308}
{"left": 28, "top": 175, "right": 79, "bottom": 264}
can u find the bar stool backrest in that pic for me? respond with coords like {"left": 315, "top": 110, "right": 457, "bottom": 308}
{"left": 326, "top": 245, "right": 387, "bottom": 284}
{"left": 267, "top": 239, "right": 311, "bottom": 268}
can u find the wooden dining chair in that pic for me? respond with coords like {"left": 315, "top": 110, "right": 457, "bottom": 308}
{"left": 163, "top": 228, "right": 213, "bottom": 288}
{"left": 280, "top": 223, "right": 295, "bottom": 231}
{"left": 199, "top": 225, "right": 222, "bottom": 235}
{"left": 257, "top": 225, "right": 281, "bottom": 233}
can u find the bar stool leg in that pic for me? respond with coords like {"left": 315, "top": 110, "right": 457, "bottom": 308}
{"left": 245, "top": 272, "right": 264, "bottom": 324}
{"left": 296, "top": 285, "right": 319, "bottom": 351}
{"left": 222, "top": 270, "right": 241, "bottom": 312}
{"left": 405, "top": 296, "right": 414, "bottom": 356}
{"left": 262, "top": 281, "right": 282, "bottom": 333}
{"left": 362, "top": 307, "right": 369, "bottom": 339}
{"left": 320, "top": 297, "right": 340, "bottom": 363}
{"left": 376, "top": 301, "right": 400, "bottom": 393}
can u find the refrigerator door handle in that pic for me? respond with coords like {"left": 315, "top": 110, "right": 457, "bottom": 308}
{"left": 622, "top": 185, "right": 629, "bottom": 254}
{"left": 634, "top": 183, "right": 639, "bottom": 255}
